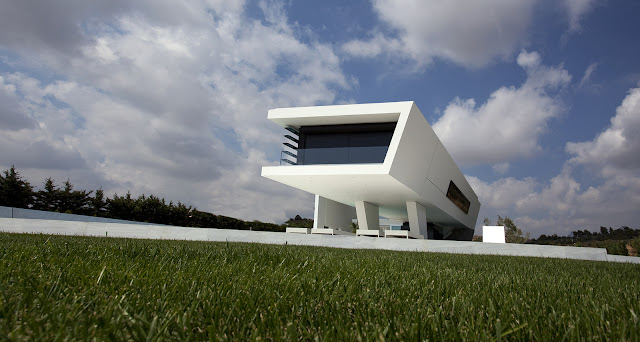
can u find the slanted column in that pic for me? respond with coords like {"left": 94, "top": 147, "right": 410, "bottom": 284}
{"left": 355, "top": 201, "right": 380, "bottom": 234}
{"left": 406, "top": 201, "right": 427, "bottom": 239}
{"left": 313, "top": 195, "right": 354, "bottom": 231}
{"left": 313, "top": 194, "right": 327, "bottom": 229}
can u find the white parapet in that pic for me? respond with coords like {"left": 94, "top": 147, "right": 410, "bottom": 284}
{"left": 286, "top": 227, "right": 311, "bottom": 234}
{"left": 313, "top": 195, "right": 355, "bottom": 230}
{"left": 483, "top": 226, "right": 506, "bottom": 243}
{"left": 355, "top": 201, "right": 380, "bottom": 231}
{"left": 5, "top": 218, "right": 639, "bottom": 263}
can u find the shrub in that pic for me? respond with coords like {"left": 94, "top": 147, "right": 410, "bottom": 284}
{"left": 631, "top": 237, "right": 640, "bottom": 257}
{"left": 591, "top": 240, "right": 628, "bottom": 256}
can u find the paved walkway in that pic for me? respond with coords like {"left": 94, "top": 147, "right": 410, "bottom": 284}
{"left": 1, "top": 218, "right": 639, "bottom": 264}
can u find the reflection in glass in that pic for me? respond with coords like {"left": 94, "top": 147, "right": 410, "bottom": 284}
{"left": 297, "top": 146, "right": 389, "bottom": 165}
{"left": 297, "top": 123, "right": 395, "bottom": 165}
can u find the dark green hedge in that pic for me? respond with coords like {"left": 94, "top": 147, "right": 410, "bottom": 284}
{"left": 631, "top": 237, "right": 640, "bottom": 256}
{"left": 588, "top": 240, "right": 628, "bottom": 256}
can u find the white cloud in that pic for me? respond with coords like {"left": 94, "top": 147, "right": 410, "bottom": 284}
{"left": 513, "top": 167, "right": 582, "bottom": 216}
{"left": 0, "top": 76, "right": 35, "bottom": 131}
{"left": 341, "top": 34, "right": 403, "bottom": 58}
{"left": 566, "top": 87, "right": 640, "bottom": 176}
{"left": 473, "top": 166, "right": 640, "bottom": 237}
{"left": 565, "top": 0, "right": 599, "bottom": 33}
{"left": 468, "top": 175, "right": 535, "bottom": 211}
{"left": 515, "top": 50, "right": 541, "bottom": 68}
{"left": 579, "top": 62, "right": 598, "bottom": 87}
{"left": 432, "top": 51, "right": 571, "bottom": 168}
{"left": 342, "top": 0, "right": 537, "bottom": 68}
{"left": 341, "top": 0, "right": 601, "bottom": 68}
{"left": 470, "top": 87, "right": 640, "bottom": 237}
{"left": 491, "top": 162, "right": 510, "bottom": 175}
{"left": 0, "top": 76, "right": 87, "bottom": 172}
{"left": 0, "top": 0, "right": 350, "bottom": 223}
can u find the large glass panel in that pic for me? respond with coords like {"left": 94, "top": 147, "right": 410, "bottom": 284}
{"left": 349, "top": 131, "right": 393, "bottom": 147}
{"left": 296, "top": 123, "right": 395, "bottom": 165}
{"left": 297, "top": 146, "right": 389, "bottom": 165}
{"left": 304, "top": 133, "right": 349, "bottom": 149}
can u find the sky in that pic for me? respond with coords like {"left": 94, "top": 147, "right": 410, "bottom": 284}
{"left": 1, "top": 0, "right": 639, "bottom": 237}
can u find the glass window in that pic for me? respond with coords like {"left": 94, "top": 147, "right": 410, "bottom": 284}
{"left": 446, "top": 181, "right": 470, "bottom": 214}
{"left": 297, "top": 123, "right": 395, "bottom": 165}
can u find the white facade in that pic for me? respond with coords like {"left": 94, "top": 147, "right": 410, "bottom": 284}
{"left": 261, "top": 101, "right": 480, "bottom": 240}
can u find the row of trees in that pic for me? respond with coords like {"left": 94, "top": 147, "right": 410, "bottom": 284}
{"left": 480, "top": 215, "right": 640, "bottom": 256}
{"left": 531, "top": 226, "right": 640, "bottom": 245}
{"left": 0, "top": 166, "right": 288, "bottom": 232}
{"left": 527, "top": 223, "right": 640, "bottom": 256}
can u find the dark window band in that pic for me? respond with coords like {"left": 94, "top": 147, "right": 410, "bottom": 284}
{"left": 446, "top": 181, "right": 470, "bottom": 214}
{"left": 297, "top": 122, "right": 396, "bottom": 165}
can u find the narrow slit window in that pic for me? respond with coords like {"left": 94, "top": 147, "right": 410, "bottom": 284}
{"left": 446, "top": 181, "right": 470, "bottom": 214}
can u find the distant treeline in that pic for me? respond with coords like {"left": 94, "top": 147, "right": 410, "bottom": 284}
{"left": 0, "top": 166, "right": 308, "bottom": 232}
{"left": 531, "top": 226, "right": 640, "bottom": 245}
{"left": 529, "top": 226, "right": 640, "bottom": 256}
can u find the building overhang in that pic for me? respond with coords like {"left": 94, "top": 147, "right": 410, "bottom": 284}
{"left": 261, "top": 164, "right": 472, "bottom": 228}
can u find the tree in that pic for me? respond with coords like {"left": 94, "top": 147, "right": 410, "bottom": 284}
{"left": 57, "top": 179, "right": 92, "bottom": 214}
{"left": 0, "top": 166, "right": 34, "bottom": 208}
{"left": 483, "top": 217, "right": 491, "bottom": 226}
{"left": 91, "top": 188, "right": 107, "bottom": 217}
{"left": 106, "top": 192, "right": 136, "bottom": 221}
{"left": 284, "top": 215, "right": 314, "bottom": 228}
{"left": 58, "top": 180, "right": 74, "bottom": 213}
{"left": 34, "top": 178, "right": 60, "bottom": 211}
{"left": 137, "top": 195, "right": 169, "bottom": 224}
{"left": 496, "top": 215, "right": 530, "bottom": 243}
{"left": 168, "top": 201, "right": 193, "bottom": 227}
{"left": 0, "top": 166, "right": 301, "bottom": 231}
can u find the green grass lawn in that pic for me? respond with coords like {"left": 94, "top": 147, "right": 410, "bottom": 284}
{"left": 1, "top": 233, "right": 639, "bottom": 341}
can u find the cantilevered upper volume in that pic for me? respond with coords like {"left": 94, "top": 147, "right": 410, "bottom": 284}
{"left": 261, "top": 101, "right": 480, "bottom": 240}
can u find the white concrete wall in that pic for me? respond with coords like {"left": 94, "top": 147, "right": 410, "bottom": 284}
{"left": 387, "top": 103, "right": 480, "bottom": 229}
{"left": 406, "top": 201, "right": 427, "bottom": 239}
{"left": 387, "top": 103, "right": 439, "bottom": 192}
{"left": 355, "top": 201, "right": 380, "bottom": 232}
{"left": 2, "top": 218, "right": 637, "bottom": 264}
{"left": 483, "top": 226, "right": 506, "bottom": 243}
{"left": 0, "top": 206, "right": 12, "bottom": 218}
{"left": 313, "top": 195, "right": 355, "bottom": 230}
{"left": 0, "top": 206, "right": 161, "bottom": 225}
{"left": 269, "top": 102, "right": 404, "bottom": 130}
{"left": 424, "top": 141, "right": 480, "bottom": 228}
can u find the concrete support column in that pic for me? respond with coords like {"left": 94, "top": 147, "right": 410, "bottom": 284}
{"left": 406, "top": 201, "right": 427, "bottom": 239}
{"left": 313, "top": 194, "right": 326, "bottom": 229}
{"left": 313, "top": 195, "right": 354, "bottom": 231}
{"left": 355, "top": 201, "right": 380, "bottom": 233}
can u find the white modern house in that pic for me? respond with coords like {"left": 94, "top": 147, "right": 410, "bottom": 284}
{"left": 261, "top": 101, "right": 480, "bottom": 240}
